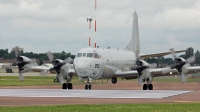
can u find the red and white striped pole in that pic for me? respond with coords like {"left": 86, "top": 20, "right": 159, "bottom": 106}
{"left": 87, "top": 17, "right": 93, "bottom": 47}
{"left": 94, "top": 0, "right": 97, "bottom": 48}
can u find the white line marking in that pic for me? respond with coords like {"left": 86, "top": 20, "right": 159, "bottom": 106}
{"left": 0, "top": 89, "right": 192, "bottom": 99}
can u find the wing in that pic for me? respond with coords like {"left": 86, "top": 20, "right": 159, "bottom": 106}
{"left": 187, "top": 66, "right": 200, "bottom": 71}
{"left": 114, "top": 70, "right": 138, "bottom": 78}
{"left": 0, "top": 63, "right": 12, "bottom": 67}
{"left": 140, "top": 50, "right": 185, "bottom": 59}
{"left": 113, "top": 68, "right": 168, "bottom": 79}
{"left": 31, "top": 66, "right": 51, "bottom": 72}
{"left": 152, "top": 66, "right": 200, "bottom": 77}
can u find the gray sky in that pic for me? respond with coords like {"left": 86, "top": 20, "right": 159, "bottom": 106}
{"left": 0, "top": 0, "right": 199, "bottom": 55}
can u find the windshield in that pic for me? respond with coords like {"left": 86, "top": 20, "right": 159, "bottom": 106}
{"left": 82, "top": 53, "right": 86, "bottom": 57}
{"left": 94, "top": 53, "right": 99, "bottom": 59}
{"left": 77, "top": 53, "right": 82, "bottom": 58}
{"left": 76, "top": 52, "right": 99, "bottom": 59}
{"left": 87, "top": 53, "right": 93, "bottom": 58}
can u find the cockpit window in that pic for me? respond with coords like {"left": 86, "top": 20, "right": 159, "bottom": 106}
{"left": 87, "top": 53, "right": 93, "bottom": 58}
{"left": 82, "top": 53, "right": 86, "bottom": 57}
{"left": 94, "top": 53, "right": 99, "bottom": 59}
{"left": 77, "top": 53, "right": 82, "bottom": 58}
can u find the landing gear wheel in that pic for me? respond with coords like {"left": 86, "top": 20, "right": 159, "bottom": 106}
{"left": 67, "top": 83, "right": 73, "bottom": 89}
{"left": 148, "top": 84, "right": 153, "bottom": 90}
{"left": 111, "top": 77, "right": 117, "bottom": 84}
{"left": 85, "top": 85, "right": 88, "bottom": 90}
{"left": 143, "top": 84, "right": 147, "bottom": 90}
{"left": 62, "top": 83, "right": 67, "bottom": 89}
{"left": 88, "top": 85, "right": 92, "bottom": 90}
{"left": 85, "top": 85, "right": 92, "bottom": 90}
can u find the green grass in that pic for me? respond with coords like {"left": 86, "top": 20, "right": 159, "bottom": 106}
{"left": 153, "top": 77, "right": 200, "bottom": 82}
{"left": 0, "top": 76, "right": 60, "bottom": 86}
{"left": 0, "top": 72, "right": 199, "bottom": 86}
{"left": 0, "top": 76, "right": 108, "bottom": 86}
{"left": 0, "top": 103, "right": 200, "bottom": 112}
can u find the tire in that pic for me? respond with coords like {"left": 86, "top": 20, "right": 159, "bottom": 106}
{"left": 85, "top": 85, "right": 88, "bottom": 90}
{"left": 143, "top": 84, "right": 147, "bottom": 90}
{"left": 111, "top": 77, "right": 117, "bottom": 84}
{"left": 88, "top": 85, "right": 92, "bottom": 90}
{"left": 148, "top": 84, "right": 153, "bottom": 90}
{"left": 62, "top": 83, "right": 67, "bottom": 89}
{"left": 68, "top": 83, "right": 73, "bottom": 89}
{"left": 53, "top": 79, "right": 56, "bottom": 82}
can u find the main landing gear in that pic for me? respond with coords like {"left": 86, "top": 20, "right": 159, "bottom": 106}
{"left": 143, "top": 83, "right": 153, "bottom": 90}
{"left": 62, "top": 83, "right": 73, "bottom": 89}
{"left": 142, "top": 78, "right": 153, "bottom": 90}
{"left": 111, "top": 77, "right": 117, "bottom": 84}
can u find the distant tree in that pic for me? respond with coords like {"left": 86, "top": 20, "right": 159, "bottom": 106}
{"left": 195, "top": 50, "right": 200, "bottom": 65}
{"left": 38, "top": 58, "right": 44, "bottom": 65}
{"left": 2, "top": 54, "right": 9, "bottom": 60}
{"left": 185, "top": 47, "right": 194, "bottom": 59}
{"left": 0, "top": 49, "right": 9, "bottom": 57}
{"left": 145, "top": 57, "right": 158, "bottom": 67}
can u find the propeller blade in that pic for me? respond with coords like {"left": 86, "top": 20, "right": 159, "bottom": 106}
{"left": 19, "top": 72, "right": 24, "bottom": 82}
{"left": 137, "top": 76, "right": 143, "bottom": 86}
{"left": 58, "top": 75, "right": 65, "bottom": 84}
{"left": 64, "top": 57, "right": 73, "bottom": 64}
{"left": 180, "top": 72, "right": 186, "bottom": 83}
{"left": 14, "top": 46, "right": 20, "bottom": 57}
{"left": 170, "top": 48, "right": 177, "bottom": 59}
{"left": 40, "top": 70, "right": 48, "bottom": 76}
{"left": 46, "top": 51, "right": 54, "bottom": 62}
{"left": 186, "top": 56, "right": 195, "bottom": 63}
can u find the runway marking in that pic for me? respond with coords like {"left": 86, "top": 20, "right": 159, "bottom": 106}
{"left": 0, "top": 89, "right": 192, "bottom": 99}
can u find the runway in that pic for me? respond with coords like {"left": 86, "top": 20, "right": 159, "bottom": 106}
{"left": 0, "top": 89, "right": 192, "bottom": 99}
{"left": 0, "top": 81, "right": 199, "bottom": 106}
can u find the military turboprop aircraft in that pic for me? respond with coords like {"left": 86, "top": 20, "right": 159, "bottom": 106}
{"left": 40, "top": 11, "right": 200, "bottom": 90}
{"left": 10, "top": 11, "right": 200, "bottom": 90}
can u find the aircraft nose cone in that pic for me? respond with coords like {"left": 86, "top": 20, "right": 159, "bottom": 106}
{"left": 75, "top": 64, "right": 87, "bottom": 74}
{"left": 74, "top": 59, "right": 88, "bottom": 74}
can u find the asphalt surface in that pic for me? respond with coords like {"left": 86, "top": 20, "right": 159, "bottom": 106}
{"left": 0, "top": 81, "right": 200, "bottom": 106}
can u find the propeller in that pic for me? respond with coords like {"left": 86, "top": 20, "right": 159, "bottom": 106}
{"left": 46, "top": 51, "right": 73, "bottom": 84}
{"left": 12, "top": 46, "right": 24, "bottom": 81}
{"left": 12, "top": 46, "right": 36, "bottom": 81}
{"left": 133, "top": 50, "right": 150, "bottom": 85}
{"left": 170, "top": 48, "right": 195, "bottom": 82}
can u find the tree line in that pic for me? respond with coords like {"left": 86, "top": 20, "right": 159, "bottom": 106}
{"left": 0, "top": 47, "right": 200, "bottom": 66}
{"left": 0, "top": 49, "right": 75, "bottom": 65}
{"left": 145, "top": 47, "right": 200, "bottom": 67}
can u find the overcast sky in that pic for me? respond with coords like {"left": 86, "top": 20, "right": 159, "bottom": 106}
{"left": 0, "top": 0, "right": 199, "bottom": 56}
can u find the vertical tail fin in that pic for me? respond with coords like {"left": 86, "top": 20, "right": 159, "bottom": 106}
{"left": 123, "top": 11, "right": 140, "bottom": 53}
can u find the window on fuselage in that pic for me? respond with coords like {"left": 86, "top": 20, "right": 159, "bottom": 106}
{"left": 87, "top": 53, "right": 93, "bottom": 58}
{"left": 82, "top": 53, "right": 86, "bottom": 57}
{"left": 94, "top": 53, "right": 99, "bottom": 59}
{"left": 77, "top": 53, "right": 82, "bottom": 58}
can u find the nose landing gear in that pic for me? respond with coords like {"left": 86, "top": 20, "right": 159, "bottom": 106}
{"left": 85, "top": 79, "right": 92, "bottom": 90}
